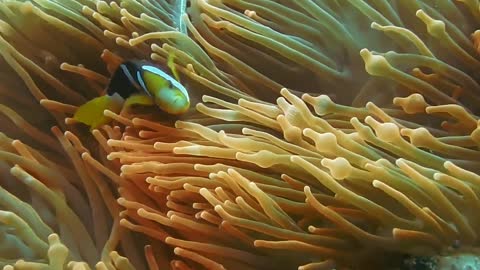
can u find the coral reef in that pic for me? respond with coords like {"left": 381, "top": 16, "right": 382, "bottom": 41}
{"left": 0, "top": 0, "right": 479, "bottom": 269}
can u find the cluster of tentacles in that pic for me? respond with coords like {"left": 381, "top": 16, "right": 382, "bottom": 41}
{"left": 0, "top": 0, "right": 480, "bottom": 270}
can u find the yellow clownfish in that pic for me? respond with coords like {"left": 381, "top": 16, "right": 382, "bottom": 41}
{"left": 73, "top": 54, "right": 190, "bottom": 129}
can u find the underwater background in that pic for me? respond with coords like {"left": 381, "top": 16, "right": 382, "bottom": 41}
{"left": 0, "top": 0, "right": 480, "bottom": 269}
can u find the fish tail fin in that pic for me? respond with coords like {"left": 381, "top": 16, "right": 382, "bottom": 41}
{"left": 167, "top": 51, "right": 181, "bottom": 83}
{"left": 73, "top": 93, "right": 124, "bottom": 130}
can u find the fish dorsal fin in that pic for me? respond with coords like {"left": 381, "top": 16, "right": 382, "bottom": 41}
{"left": 167, "top": 51, "right": 181, "bottom": 83}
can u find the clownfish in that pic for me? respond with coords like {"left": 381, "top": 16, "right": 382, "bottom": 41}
{"left": 73, "top": 53, "right": 190, "bottom": 129}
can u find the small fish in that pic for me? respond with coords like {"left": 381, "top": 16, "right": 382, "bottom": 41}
{"left": 73, "top": 53, "right": 190, "bottom": 129}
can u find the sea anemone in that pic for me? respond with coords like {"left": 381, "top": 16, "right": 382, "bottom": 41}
{"left": 0, "top": 0, "right": 480, "bottom": 269}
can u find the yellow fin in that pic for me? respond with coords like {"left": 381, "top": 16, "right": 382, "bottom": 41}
{"left": 167, "top": 51, "right": 181, "bottom": 82}
{"left": 73, "top": 94, "right": 124, "bottom": 129}
{"left": 124, "top": 94, "right": 155, "bottom": 108}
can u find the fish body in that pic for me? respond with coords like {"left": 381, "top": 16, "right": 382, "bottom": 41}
{"left": 74, "top": 57, "right": 189, "bottom": 129}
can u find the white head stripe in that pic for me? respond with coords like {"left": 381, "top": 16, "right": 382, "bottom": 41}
{"left": 136, "top": 71, "right": 149, "bottom": 95}
{"left": 141, "top": 65, "right": 190, "bottom": 102}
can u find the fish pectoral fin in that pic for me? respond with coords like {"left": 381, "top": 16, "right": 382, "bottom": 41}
{"left": 124, "top": 94, "right": 155, "bottom": 108}
{"left": 73, "top": 94, "right": 124, "bottom": 129}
